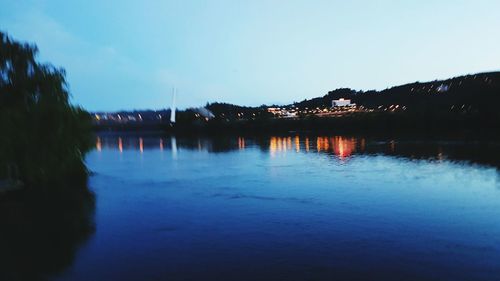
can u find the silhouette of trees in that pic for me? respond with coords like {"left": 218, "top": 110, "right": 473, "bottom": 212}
{"left": 0, "top": 31, "right": 93, "bottom": 190}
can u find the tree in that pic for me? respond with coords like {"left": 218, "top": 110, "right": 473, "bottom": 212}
{"left": 0, "top": 31, "right": 93, "bottom": 190}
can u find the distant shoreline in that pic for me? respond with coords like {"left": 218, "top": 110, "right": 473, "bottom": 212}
{"left": 92, "top": 71, "right": 500, "bottom": 140}
{"left": 93, "top": 112, "right": 500, "bottom": 141}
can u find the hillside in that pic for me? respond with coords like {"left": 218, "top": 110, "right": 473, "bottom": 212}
{"left": 294, "top": 72, "right": 500, "bottom": 113}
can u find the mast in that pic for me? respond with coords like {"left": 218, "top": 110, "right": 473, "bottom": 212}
{"left": 170, "top": 87, "right": 176, "bottom": 123}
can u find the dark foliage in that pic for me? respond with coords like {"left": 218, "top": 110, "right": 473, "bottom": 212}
{"left": 295, "top": 72, "right": 500, "bottom": 115}
{"left": 0, "top": 31, "right": 93, "bottom": 190}
{"left": 174, "top": 72, "right": 500, "bottom": 136}
{"left": 207, "top": 102, "right": 272, "bottom": 121}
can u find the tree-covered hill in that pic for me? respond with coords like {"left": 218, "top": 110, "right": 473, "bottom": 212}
{"left": 294, "top": 72, "right": 500, "bottom": 114}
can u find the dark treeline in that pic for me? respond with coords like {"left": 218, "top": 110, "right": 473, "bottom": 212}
{"left": 176, "top": 72, "right": 500, "bottom": 137}
{"left": 94, "top": 71, "right": 500, "bottom": 137}
{"left": 194, "top": 111, "right": 498, "bottom": 138}
{"left": 206, "top": 102, "right": 272, "bottom": 120}
{"left": 295, "top": 72, "right": 500, "bottom": 112}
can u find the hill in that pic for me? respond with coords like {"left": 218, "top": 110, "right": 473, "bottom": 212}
{"left": 294, "top": 72, "right": 500, "bottom": 114}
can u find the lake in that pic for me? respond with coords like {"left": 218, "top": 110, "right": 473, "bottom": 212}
{"left": 34, "top": 135, "right": 500, "bottom": 280}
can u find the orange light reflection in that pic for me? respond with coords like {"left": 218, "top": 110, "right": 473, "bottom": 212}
{"left": 118, "top": 137, "right": 123, "bottom": 153}
{"left": 331, "top": 136, "right": 356, "bottom": 159}
{"left": 238, "top": 137, "right": 246, "bottom": 150}
{"left": 96, "top": 137, "right": 102, "bottom": 152}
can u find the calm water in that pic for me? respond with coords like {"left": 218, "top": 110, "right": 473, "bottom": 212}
{"left": 21, "top": 135, "right": 500, "bottom": 280}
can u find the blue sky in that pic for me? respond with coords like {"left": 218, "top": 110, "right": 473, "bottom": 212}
{"left": 1, "top": 0, "right": 499, "bottom": 111}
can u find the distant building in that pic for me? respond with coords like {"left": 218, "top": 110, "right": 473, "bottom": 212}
{"left": 332, "top": 98, "right": 354, "bottom": 107}
{"left": 267, "top": 107, "right": 282, "bottom": 115}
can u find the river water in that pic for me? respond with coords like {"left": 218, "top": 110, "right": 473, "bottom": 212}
{"left": 49, "top": 134, "right": 500, "bottom": 280}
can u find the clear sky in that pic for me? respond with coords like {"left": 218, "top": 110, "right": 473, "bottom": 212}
{"left": 1, "top": 0, "right": 499, "bottom": 111}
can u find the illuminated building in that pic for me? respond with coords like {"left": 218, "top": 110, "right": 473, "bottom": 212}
{"left": 332, "top": 98, "right": 355, "bottom": 107}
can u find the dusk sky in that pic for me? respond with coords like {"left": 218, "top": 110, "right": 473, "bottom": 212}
{"left": 1, "top": 0, "right": 499, "bottom": 111}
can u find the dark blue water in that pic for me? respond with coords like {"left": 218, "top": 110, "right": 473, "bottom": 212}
{"left": 53, "top": 135, "right": 500, "bottom": 281}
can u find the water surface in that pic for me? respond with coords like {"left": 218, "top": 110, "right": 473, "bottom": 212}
{"left": 54, "top": 135, "right": 500, "bottom": 280}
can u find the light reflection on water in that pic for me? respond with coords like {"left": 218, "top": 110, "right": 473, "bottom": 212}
{"left": 52, "top": 134, "right": 500, "bottom": 281}
{"left": 97, "top": 135, "right": 362, "bottom": 158}
{"left": 93, "top": 134, "right": 500, "bottom": 168}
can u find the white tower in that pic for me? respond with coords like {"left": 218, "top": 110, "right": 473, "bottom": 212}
{"left": 170, "top": 88, "right": 177, "bottom": 123}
